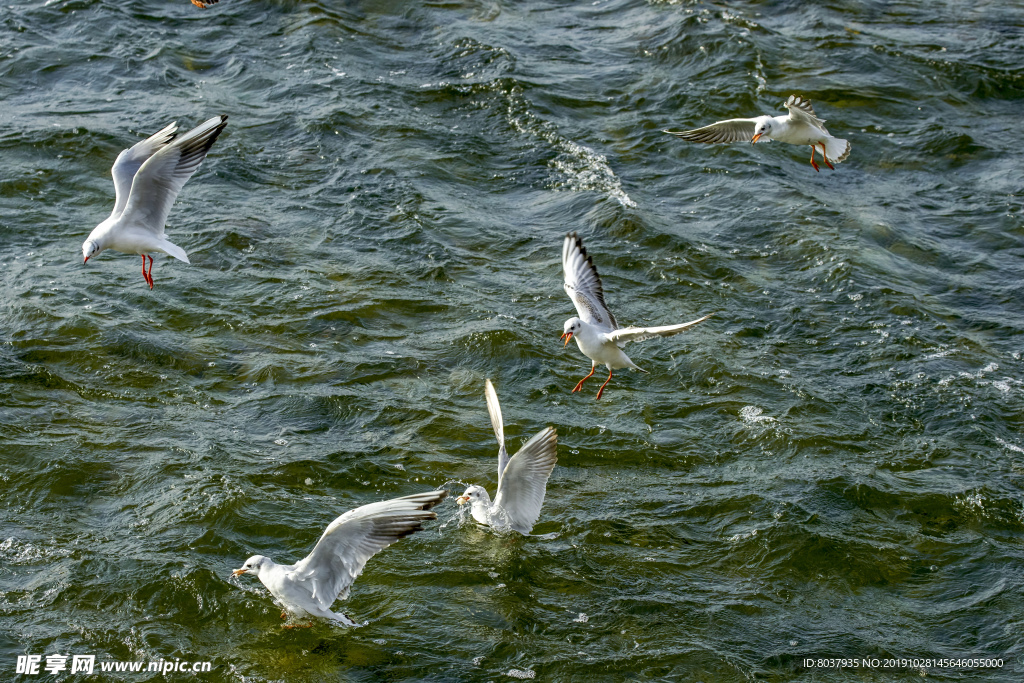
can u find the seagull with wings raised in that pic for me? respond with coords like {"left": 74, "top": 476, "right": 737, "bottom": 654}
{"left": 456, "top": 380, "right": 557, "bottom": 535}
{"left": 664, "top": 95, "right": 850, "bottom": 172}
{"left": 561, "top": 233, "right": 712, "bottom": 400}
{"left": 81, "top": 115, "right": 228, "bottom": 289}
{"left": 232, "top": 490, "right": 446, "bottom": 627}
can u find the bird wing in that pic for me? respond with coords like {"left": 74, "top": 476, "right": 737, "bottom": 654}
{"left": 109, "top": 122, "right": 178, "bottom": 221}
{"left": 563, "top": 232, "right": 617, "bottom": 331}
{"left": 484, "top": 379, "right": 510, "bottom": 487}
{"left": 492, "top": 427, "right": 557, "bottom": 535}
{"left": 783, "top": 95, "right": 829, "bottom": 133}
{"left": 605, "top": 313, "right": 712, "bottom": 345}
{"left": 291, "top": 490, "right": 446, "bottom": 610}
{"left": 663, "top": 118, "right": 758, "bottom": 144}
{"left": 118, "top": 115, "right": 228, "bottom": 237}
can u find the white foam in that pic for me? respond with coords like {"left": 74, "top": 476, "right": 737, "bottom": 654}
{"left": 996, "top": 438, "right": 1024, "bottom": 454}
{"left": 739, "top": 405, "right": 774, "bottom": 423}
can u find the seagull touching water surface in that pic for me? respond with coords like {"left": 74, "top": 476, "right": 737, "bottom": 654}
{"left": 561, "top": 233, "right": 712, "bottom": 400}
{"left": 456, "top": 380, "right": 557, "bottom": 535}
{"left": 664, "top": 95, "right": 850, "bottom": 171}
{"left": 233, "top": 490, "right": 447, "bottom": 628}
{"left": 82, "top": 115, "right": 228, "bottom": 288}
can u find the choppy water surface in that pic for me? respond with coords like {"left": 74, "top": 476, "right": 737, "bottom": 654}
{"left": 2, "top": 0, "right": 1023, "bottom": 680}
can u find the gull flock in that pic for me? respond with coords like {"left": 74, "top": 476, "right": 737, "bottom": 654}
{"left": 77, "top": 43, "right": 852, "bottom": 624}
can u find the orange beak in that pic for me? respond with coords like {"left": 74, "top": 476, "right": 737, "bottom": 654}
{"left": 561, "top": 332, "right": 573, "bottom": 347}
{"left": 751, "top": 133, "right": 762, "bottom": 144}
{"left": 83, "top": 256, "right": 89, "bottom": 263}
{"left": 232, "top": 569, "right": 247, "bottom": 577}
{"left": 456, "top": 495, "right": 469, "bottom": 505}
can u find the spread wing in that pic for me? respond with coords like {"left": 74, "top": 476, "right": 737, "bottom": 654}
{"left": 563, "top": 232, "right": 617, "bottom": 331}
{"left": 484, "top": 379, "right": 510, "bottom": 487}
{"left": 109, "top": 122, "right": 178, "bottom": 221}
{"left": 663, "top": 118, "right": 758, "bottom": 144}
{"left": 606, "top": 313, "right": 712, "bottom": 345}
{"left": 783, "top": 95, "right": 829, "bottom": 133}
{"left": 291, "top": 490, "right": 446, "bottom": 609}
{"left": 118, "top": 115, "right": 228, "bottom": 237}
{"left": 492, "top": 427, "right": 557, "bottom": 535}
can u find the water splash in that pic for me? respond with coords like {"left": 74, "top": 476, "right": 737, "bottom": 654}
{"left": 739, "top": 405, "right": 775, "bottom": 423}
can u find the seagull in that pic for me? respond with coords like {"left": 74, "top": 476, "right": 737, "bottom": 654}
{"left": 560, "top": 232, "right": 712, "bottom": 400}
{"left": 82, "top": 115, "right": 228, "bottom": 289}
{"left": 456, "top": 380, "right": 557, "bottom": 535}
{"left": 232, "top": 490, "right": 447, "bottom": 627}
{"left": 664, "top": 95, "right": 850, "bottom": 172}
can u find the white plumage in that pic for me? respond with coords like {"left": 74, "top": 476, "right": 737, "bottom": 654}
{"left": 82, "top": 115, "right": 228, "bottom": 288}
{"left": 664, "top": 95, "right": 850, "bottom": 171}
{"left": 561, "top": 232, "right": 712, "bottom": 400}
{"left": 456, "top": 380, "right": 557, "bottom": 535}
{"left": 233, "top": 490, "right": 447, "bottom": 627}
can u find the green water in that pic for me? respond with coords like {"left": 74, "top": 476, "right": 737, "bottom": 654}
{"left": 1, "top": 0, "right": 1023, "bottom": 680}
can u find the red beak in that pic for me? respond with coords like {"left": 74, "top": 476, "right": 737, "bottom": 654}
{"left": 83, "top": 256, "right": 89, "bottom": 263}
{"left": 561, "top": 332, "right": 573, "bottom": 347}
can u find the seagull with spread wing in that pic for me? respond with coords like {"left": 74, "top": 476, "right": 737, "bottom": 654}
{"left": 664, "top": 95, "right": 850, "bottom": 171}
{"left": 81, "top": 115, "right": 228, "bottom": 289}
{"left": 560, "top": 232, "right": 712, "bottom": 400}
{"left": 232, "top": 490, "right": 447, "bottom": 627}
{"left": 456, "top": 380, "right": 557, "bottom": 535}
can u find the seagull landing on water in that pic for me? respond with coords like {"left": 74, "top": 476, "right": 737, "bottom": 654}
{"left": 664, "top": 95, "right": 850, "bottom": 172}
{"left": 456, "top": 380, "right": 557, "bottom": 535}
{"left": 81, "top": 115, "right": 228, "bottom": 289}
{"left": 560, "top": 233, "right": 712, "bottom": 400}
{"left": 232, "top": 490, "right": 446, "bottom": 628}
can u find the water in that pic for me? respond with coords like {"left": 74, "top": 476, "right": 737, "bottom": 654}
{"left": 2, "top": 0, "right": 1023, "bottom": 680}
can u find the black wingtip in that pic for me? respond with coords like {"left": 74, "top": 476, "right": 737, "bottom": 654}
{"left": 416, "top": 490, "right": 448, "bottom": 511}
{"left": 569, "top": 233, "right": 598, "bottom": 275}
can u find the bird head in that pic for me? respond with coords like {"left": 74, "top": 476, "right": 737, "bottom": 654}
{"left": 456, "top": 485, "right": 488, "bottom": 506}
{"left": 751, "top": 118, "right": 772, "bottom": 144}
{"left": 82, "top": 239, "right": 101, "bottom": 263}
{"left": 561, "top": 318, "right": 582, "bottom": 346}
{"left": 232, "top": 555, "right": 268, "bottom": 578}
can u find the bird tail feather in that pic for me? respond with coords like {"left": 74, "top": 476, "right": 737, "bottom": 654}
{"left": 825, "top": 137, "right": 851, "bottom": 164}
{"left": 158, "top": 240, "right": 190, "bottom": 264}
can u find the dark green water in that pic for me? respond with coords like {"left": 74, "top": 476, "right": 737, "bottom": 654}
{"left": 2, "top": 0, "right": 1023, "bottom": 680}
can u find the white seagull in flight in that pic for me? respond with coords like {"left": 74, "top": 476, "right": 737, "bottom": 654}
{"left": 561, "top": 233, "right": 712, "bottom": 400}
{"left": 233, "top": 490, "right": 447, "bottom": 627}
{"left": 456, "top": 380, "right": 557, "bottom": 535}
{"left": 82, "top": 115, "right": 228, "bottom": 289}
{"left": 664, "top": 95, "right": 850, "bottom": 172}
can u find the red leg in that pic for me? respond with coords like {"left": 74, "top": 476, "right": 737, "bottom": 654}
{"left": 283, "top": 621, "right": 313, "bottom": 629}
{"left": 809, "top": 145, "right": 820, "bottom": 172}
{"left": 595, "top": 367, "right": 613, "bottom": 400}
{"left": 572, "top": 364, "right": 596, "bottom": 393}
{"left": 141, "top": 254, "right": 148, "bottom": 286}
{"left": 146, "top": 255, "right": 154, "bottom": 289}
{"left": 819, "top": 143, "right": 834, "bottom": 170}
